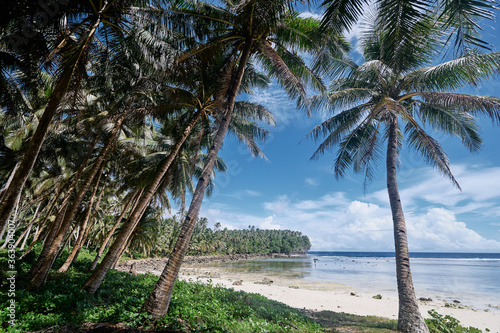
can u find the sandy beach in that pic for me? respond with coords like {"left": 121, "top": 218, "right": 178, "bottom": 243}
{"left": 119, "top": 257, "right": 500, "bottom": 332}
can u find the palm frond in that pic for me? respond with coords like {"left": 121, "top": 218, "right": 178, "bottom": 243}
{"left": 307, "top": 104, "right": 371, "bottom": 161}
{"left": 418, "top": 91, "right": 500, "bottom": 123}
{"left": 320, "top": 0, "right": 370, "bottom": 33}
{"left": 402, "top": 109, "right": 460, "bottom": 189}
{"left": 352, "top": 119, "right": 384, "bottom": 189}
{"left": 438, "top": 0, "right": 496, "bottom": 54}
{"left": 414, "top": 99, "right": 482, "bottom": 152}
{"left": 233, "top": 101, "right": 275, "bottom": 126}
{"left": 404, "top": 51, "right": 500, "bottom": 91}
{"left": 228, "top": 114, "right": 270, "bottom": 160}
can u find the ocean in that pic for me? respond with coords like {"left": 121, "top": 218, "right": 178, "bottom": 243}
{"left": 218, "top": 251, "right": 500, "bottom": 311}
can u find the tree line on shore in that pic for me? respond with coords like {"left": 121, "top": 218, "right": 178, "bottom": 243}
{"left": 1, "top": 0, "right": 500, "bottom": 332}
{"left": 83, "top": 211, "right": 312, "bottom": 260}
{"left": 141, "top": 218, "right": 312, "bottom": 258}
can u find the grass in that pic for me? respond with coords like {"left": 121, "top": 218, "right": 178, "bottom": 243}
{"left": 308, "top": 311, "right": 399, "bottom": 332}
{"left": 0, "top": 248, "right": 322, "bottom": 332}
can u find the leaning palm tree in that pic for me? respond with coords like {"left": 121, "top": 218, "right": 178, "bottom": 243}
{"left": 82, "top": 53, "right": 227, "bottom": 293}
{"left": 0, "top": 0, "right": 151, "bottom": 235}
{"left": 307, "top": 13, "right": 500, "bottom": 332}
{"left": 140, "top": 0, "right": 334, "bottom": 319}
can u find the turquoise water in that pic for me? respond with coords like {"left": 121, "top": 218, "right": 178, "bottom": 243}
{"left": 218, "top": 252, "right": 500, "bottom": 310}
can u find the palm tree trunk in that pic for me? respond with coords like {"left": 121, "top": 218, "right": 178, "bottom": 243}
{"left": 82, "top": 109, "right": 204, "bottom": 294}
{"left": 386, "top": 117, "right": 429, "bottom": 333}
{"left": 24, "top": 132, "right": 98, "bottom": 270}
{"left": 0, "top": 190, "right": 22, "bottom": 247}
{"left": 110, "top": 191, "right": 150, "bottom": 270}
{"left": 0, "top": 162, "right": 20, "bottom": 202}
{"left": 0, "top": 163, "right": 21, "bottom": 237}
{"left": 68, "top": 168, "right": 109, "bottom": 268}
{"left": 57, "top": 223, "right": 77, "bottom": 259}
{"left": 21, "top": 225, "right": 37, "bottom": 250}
{"left": 142, "top": 42, "right": 253, "bottom": 319}
{"left": 26, "top": 199, "right": 70, "bottom": 276}
{"left": 13, "top": 202, "right": 41, "bottom": 249}
{"left": 58, "top": 166, "right": 105, "bottom": 273}
{"left": 28, "top": 117, "right": 123, "bottom": 290}
{"left": 111, "top": 230, "right": 136, "bottom": 269}
{"left": 89, "top": 189, "right": 142, "bottom": 271}
{"left": 0, "top": 15, "right": 104, "bottom": 234}
{"left": 21, "top": 133, "right": 98, "bottom": 261}
{"left": 20, "top": 185, "right": 65, "bottom": 259}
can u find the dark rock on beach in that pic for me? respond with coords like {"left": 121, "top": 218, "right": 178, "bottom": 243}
{"left": 419, "top": 297, "right": 433, "bottom": 302}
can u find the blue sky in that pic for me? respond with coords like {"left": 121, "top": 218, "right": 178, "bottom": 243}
{"left": 187, "top": 5, "right": 500, "bottom": 252}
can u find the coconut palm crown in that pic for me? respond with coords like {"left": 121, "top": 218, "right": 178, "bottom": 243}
{"left": 307, "top": 14, "right": 500, "bottom": 333}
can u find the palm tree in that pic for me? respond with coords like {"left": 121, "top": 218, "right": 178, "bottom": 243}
{"left": 88, "top": 189, "right": 142, "bottom": 271}
{"left": 82, "top": 71, "right": 213, "bottom": 293}
{"left": 307, "top": 13, "right": 500, "bottom": 332}
{"left": 82, "top": 49, "right": 268, "bottom": 292}
{"left": 141, "top": 0, "right": 330, "bottom": 319}
{"left": 0, "top": 0, "right": 151, "bottom": 235}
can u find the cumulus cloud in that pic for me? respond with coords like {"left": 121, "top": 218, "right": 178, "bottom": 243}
{"left": 280, "top": 198, "right": 500, "bottom": 251}
{"left": 260, "top": 215, "right": 281, "bottom": 230}
{"left": 406, "top": 208, "right": 500, "bottom": 251}
{"left": 202, "top": 191, "right": 500, "bottom": 252}
{"left": 368, "top": 165, "right": 500, "bottom": 218}
{"left": 299, "top": 11, "right": 323, "bottom": 20}
{"left": 199, "top": 165, "right": 500, "bottom": 252}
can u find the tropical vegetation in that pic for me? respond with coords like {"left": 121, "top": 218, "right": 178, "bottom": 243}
{"left": 129, "top": 218, "right": 312, "bottom": 257}
{"left": 0, "top": 247, "right": 323, "bottom": 333}
{"left": 1, "top": 0, "right": 499, "bottom": 332}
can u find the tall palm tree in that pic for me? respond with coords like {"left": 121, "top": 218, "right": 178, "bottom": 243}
{"left": 307, "top": 14, "right": 500, "bottom": 332}
{"left": 82, "top": 64, "right": 216, "bottom": 293}
{"left": 0, "top": 0, "right": 151, "bottom": 234}
{"left": 141, "top": 0, "right": 331, "bottom": 319}
{"left": 82, "top": 49, "right": 268, "bottom": 292}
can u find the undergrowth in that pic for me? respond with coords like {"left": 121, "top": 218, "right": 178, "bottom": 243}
{"left": 0, "top": 248, "right": 321, "bottom": 332}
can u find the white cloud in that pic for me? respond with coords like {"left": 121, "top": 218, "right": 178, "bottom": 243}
{"left": 407, "top": 208, "right": 500, "bottom": 251}
{"left": 199, "top": 165, "right": 500, "bottom": 252}
{"left": 244, "top": 190, "right": 262, "bottom": 197}
{"left": 299, "top": 11, "right": 323, "bottom": 20}
{"left": 260, "top": 215, "right": 281, "bottom": 230}
{"left": 368, "top": 165, "right": 500, "bottom": 218}
{"left": 219, "top": 223, "right": 236, "bottom": 230}
{"left": 304, "top": 178, "right": 319, "bottom": 187}
{"left": 295, "top": 192, "right": 350, "bottom": 210}
{"left": 200, "top": 208, "right": 254, "bottom": 230}
{"left": 202, "top": 189, "right": 500, "bottom": 252}
{"left": 263, "top": 194, "right": 291, "bottom": 214}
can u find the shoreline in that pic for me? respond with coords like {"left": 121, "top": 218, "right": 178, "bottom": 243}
{"left": 117, "top": 255, "right": 500, "bottom": 332}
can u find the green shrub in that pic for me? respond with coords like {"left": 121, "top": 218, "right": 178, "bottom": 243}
{"left": 1, "top": 248, "right": 321, "bottom": 332}
{"left": 425, "top": 310, "right": 488, "bottom": 333}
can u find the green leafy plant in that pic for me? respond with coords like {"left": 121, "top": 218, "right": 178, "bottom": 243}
{"left": 0, "top": 248, "right": 321, "bottom": 332}
{"left": 425, "top": 310, "right": 485, "bottom": 333}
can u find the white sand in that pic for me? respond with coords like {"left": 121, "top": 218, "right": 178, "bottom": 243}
{"left": 174, "top": 265, "right": 500, "bottom": 333}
